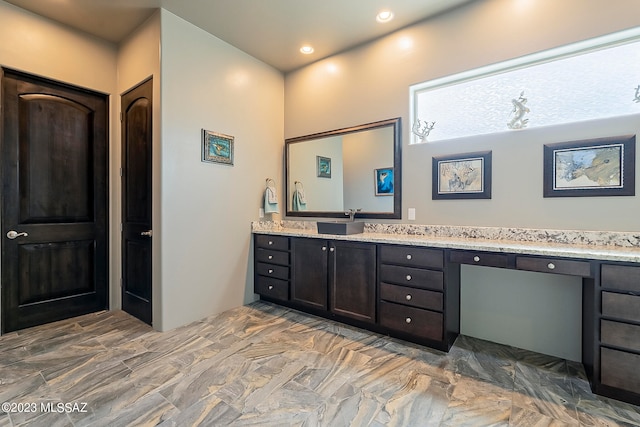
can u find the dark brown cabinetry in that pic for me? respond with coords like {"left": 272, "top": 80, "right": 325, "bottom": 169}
{"left": 253, "top": 232, "right": 640, "bottom": 406}
{"left": 378, "top": 245, "right": 459, "bottom": 350}
{"left": 291, "top": 237, "right": 376, "bottom": 323}
{"left": 254, "top": 235, "right": 290, "bottom": 302}
{"left": 597, "top": 263, "right": 640, "bottom": 403}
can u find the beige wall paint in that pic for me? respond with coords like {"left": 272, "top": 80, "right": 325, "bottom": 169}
{"left": 116, "top": 12, "right": 162, "bottom": 325}
{"left": 0, "top": 0, "right": 118, "bottom": 333}
{"left": 159, "top": 10, "right": 284, "bottom": 331}
{"left": 284, "top": 0, "right": 640, "bottom": 360}
{"left": 288, "top": 137, "right": 344, "bottom": 211}
{"left": 285, "top": 0, "right": 640, "bottom": 231}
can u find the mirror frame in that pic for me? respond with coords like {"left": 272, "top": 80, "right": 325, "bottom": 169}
{"left": 285, "top": 117, "right": 402, "bottom": 219}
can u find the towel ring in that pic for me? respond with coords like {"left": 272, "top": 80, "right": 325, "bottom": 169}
{"left": 294, "top": 181, "right": 304, "bottom": 190}
{"left": 266, "top": 178, "right": 276, "bottom": 186}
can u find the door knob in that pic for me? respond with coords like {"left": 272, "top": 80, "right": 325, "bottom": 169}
{"left": 140, "top": 230, "right": 153, "bottom": 237}
{"left": 6, "top": 230, "right": 28, "bottom": 239}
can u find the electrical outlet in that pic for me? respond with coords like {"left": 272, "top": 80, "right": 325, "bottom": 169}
{"left": 259, "top": 208, "right": 265, "bottom": 218}
{"left": 408, "top": 208, "right": 416, "bottom": 221}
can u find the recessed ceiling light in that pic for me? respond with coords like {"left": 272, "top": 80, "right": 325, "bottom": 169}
{"left": 300, "top": 45, "right": 314, "bottom": 54}
{"left": 376, "top": 10, "right": 394, "bottom": 23}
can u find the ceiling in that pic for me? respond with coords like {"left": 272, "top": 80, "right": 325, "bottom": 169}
{"left": 5, "top": 0, "right": 474, "bottom": 72}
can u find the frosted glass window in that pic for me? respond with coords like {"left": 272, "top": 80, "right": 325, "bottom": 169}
{"left": 410, "top": 28, "right": 640, "bottom": 143}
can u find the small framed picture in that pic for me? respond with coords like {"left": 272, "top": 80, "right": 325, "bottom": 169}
{"left": 374, "top": 167, "right": 394, "bottom": 196}
{"left": 202, "top": 129, "right": 234, "bottom": 165}
{"left": 317, "top": 156, "right": 331, "bottom": 178}
{"left": 432, "top": 151, "right": 492, "bottom": 200}
{"left": 543, "top": 135, "right": 635, "bottom": 197}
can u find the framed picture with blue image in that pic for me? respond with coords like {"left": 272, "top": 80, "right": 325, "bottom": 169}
{"left": 316, "top": 156, "right": 331, "bottom": 178}
{"left": 374, "top": 167, "right": 394, "bottom": 196}
{"left": 202, "top": 129, "right": 234, "bottom": 165}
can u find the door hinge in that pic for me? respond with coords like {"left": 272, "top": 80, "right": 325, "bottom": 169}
{"left": 120, "top": 167, "right": 123, "bottom": 177}
{"left": 120, "top": 112, "right": 123, "bottom": 122}
{"left": 120, "top": 223, "right": 123, "bottom": 232}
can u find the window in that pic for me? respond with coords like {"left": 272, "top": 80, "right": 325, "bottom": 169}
{"left": 410, "top": 27, "right": 640, "bottom": 144}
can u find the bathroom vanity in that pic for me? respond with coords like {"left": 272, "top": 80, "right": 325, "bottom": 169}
{"left": 252, "top": 222, "right": 640, "bottom": 406}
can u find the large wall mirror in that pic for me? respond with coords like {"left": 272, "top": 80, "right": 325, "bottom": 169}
{"left": 285, "top": 117, "right": 401, "bottom": 219}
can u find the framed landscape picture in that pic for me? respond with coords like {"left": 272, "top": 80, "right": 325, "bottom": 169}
{"left": 543, "top": 135, "right": 635, "bottom": 197}
{"left": 432, "top": 151, "right": 492, "bottom": 200}
{"left": 202, "top": 129, "right": 234, "bottom": 165}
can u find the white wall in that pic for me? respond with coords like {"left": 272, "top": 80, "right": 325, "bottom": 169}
{"left": 288, "top": 137, "right": 344, "bottom": 211}
{"left": 159, "top": 10, "right": 284, "bottom": 331}
{"left": 0, "top": 0, "right": 118, "bottom": 333}
{"left": 343, "top": 128, "right": 394, "bottom": 212}
{"left": 284, "top": 0, "right": 640, "bottom": 360}
{"left": 116, "top": 12, "right": 162, "bottom": 322}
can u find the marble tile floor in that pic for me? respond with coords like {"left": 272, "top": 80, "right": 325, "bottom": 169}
{"left": 1, "top": 302, "right": 640, "bottom": 427}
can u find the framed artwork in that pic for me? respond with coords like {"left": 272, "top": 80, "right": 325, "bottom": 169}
{"left": 374, "top": 167, "right": 394, "bottom": 196}
{"left": 317, "top": 156, "right": 331, "bottom": 178}
{"left": 432, "top": 151, "right": 492, "bottom": 200}
{"left": 543, "top": 135, "right": 635, "bottom": 197}
{"left": 202, "top": 129, "right": 234, "bottom": 165}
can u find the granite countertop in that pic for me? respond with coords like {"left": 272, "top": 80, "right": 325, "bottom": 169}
{"left": 252, "top": 221, "right": 640, "bottom": 263}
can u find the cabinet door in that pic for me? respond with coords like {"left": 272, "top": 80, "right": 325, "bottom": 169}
{"left": 330, "top": 241, "right": 376, "bottom": 323}
{"left": 291, "top": 238, "right": 328, "bottom": 310}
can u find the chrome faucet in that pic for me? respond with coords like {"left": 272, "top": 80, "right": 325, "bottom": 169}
{"left": 345, "top": 208, "right": 362, "bottom": 221}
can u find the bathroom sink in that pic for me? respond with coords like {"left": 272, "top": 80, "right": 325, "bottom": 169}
{"left": 317, "top": 221, "right": 365, "bottom": 235}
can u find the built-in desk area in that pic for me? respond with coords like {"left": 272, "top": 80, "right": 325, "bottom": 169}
{"left": 252, "top": 221, "right": 640, "bottom": 406}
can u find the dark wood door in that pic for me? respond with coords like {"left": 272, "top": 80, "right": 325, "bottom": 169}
{"left": 121, "top": 78, "right": 153, "bottom": 325}
{"left": 330, "top": 241, "right": 376, "bottom": 323}
{"left": 291, "top": 238, "right": 328, "bottom": 310}
{"left": 1, "top": 68, "right": 108, "bottom": 333}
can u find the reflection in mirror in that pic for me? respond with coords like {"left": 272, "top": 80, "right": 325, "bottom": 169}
{"left": 285, "top": 118, "right": 401, "bottom": 219}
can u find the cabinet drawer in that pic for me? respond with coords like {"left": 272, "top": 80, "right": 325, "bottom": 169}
{"left": 255, "top": 276, "right": 289, "bottom": 301}
{"left": 379, "top": 301, "right": 443, "bottom": 342}
{"left": 601, "top": 347, "right": 640, "bottom": 394}
{"left": 256, "top": 262, "right": 289, "bottom": 281}
{"left": 449, "top": 250, "right": 510, "bottom": 268}
{"left": 255, "top": 235, "right": 289, "bottom": 251}
{"left": 516, "top": 256, "right": 591, "bottom": 277}
{"left": 379, "top": 264, "right": 443, "bottom": 291}
{"left": 602, "top": 291, "right": 640, "bottom": 323}
{"left": 379, "top": 245, "right": 443, "bottom": 269}
{"left": 602, "top": 264, "right": 640, "bottom": 294}
{"left": 601, "top": 320, "right": 640, "bottom": 353}
{"left": 380, "top": 282, "right": 443, "bottom": 312}
{"left": 256, "top": 248, "right": 289, "bottom": 266}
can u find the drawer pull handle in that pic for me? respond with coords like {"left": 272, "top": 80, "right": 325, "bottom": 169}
{"left": 405, "top": 294, "right": 412, "bottom": 301}
{"left": 268, "top": 241, "right": 273, "bottom": 245}
{"left": 330, "top": 247, "right": 335, "bottom": 252}
{"left": 322, "top": 246, "right": 327, "bottom": 251}
{"left": 406, "top": 254, "right": 412, "bottom": 260}
{"left": 473, "top": 256, "right": 480, "bottom": 262}
{"left": 406, "top": 275, "right": 412, "bottom": 281}
{"left": 405, "top": 317, "right": 412, "bottom": 324}
{"left": 547, "top": 262, "right": 555, "bottom": 270}
{"left": 268, "top": 269, "right": 274, "bottom": 274}
{"left": 268, "top": 255, "right": 273, "bottom": 260}
{"left": 268, "top": 285, "right": 273, "bottom": 290}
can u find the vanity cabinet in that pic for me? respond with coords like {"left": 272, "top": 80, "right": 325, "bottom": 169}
{"left": 253, "top": 231, "right": 640, "bottom": 406}
{"left": 378, "top": 245, "right": 459, "bottom": 350}
{"left": 598, "top": 263, "right": 640, "bottom": 402}
{"left": 291, "top": 237, "right": 376, "bottom": 323}
{"left": 254, "top": 235, "right": 290, "bottom": 302}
